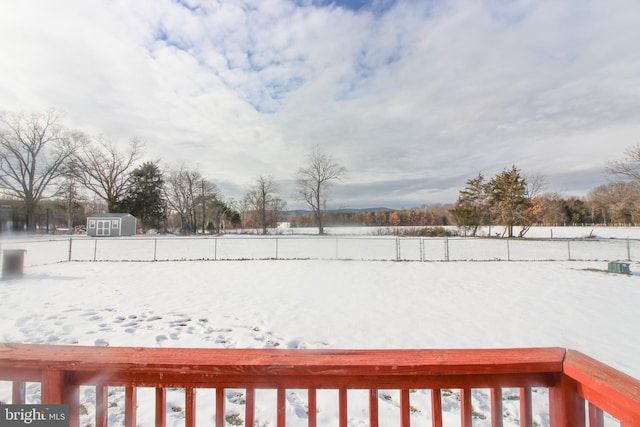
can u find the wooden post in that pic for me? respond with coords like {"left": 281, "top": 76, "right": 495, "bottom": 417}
{"left": 549, "top": 376, "right": 585, "bottom": 427}
{"left": 41, "top": 368, "right": 64, "bottom": 404}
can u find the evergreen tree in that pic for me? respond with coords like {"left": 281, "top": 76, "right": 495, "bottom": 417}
{"left": 122, "top": 162, "right": 165, "bottom": 232}
{"left": 450, "top": 173, "right": 488, "bottom": 236}
{"left": 486, "top": 166, "right": 532, "bottom": 237}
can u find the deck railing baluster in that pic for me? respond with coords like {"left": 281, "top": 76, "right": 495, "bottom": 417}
{"left": 277, "top": 388, "right": 286, "bottom": 427}
{"left": 11, "top": 381, "right": 25, "bottom": 404}
{"left": 154, "top": 387, "right": 166, "bottom": 427}
{"left": 124, "top": 386, "right": 137, "bottom": 427}
{"left": 369, "top": 388, "right": 378, "bottom": 427}
{"left": 461, "top": 388, "right": 472, "bottom": 427}
{"left": 519, "top": 386, "right": 532, "bottom": 427}
{"left": 431, "top": 388, "right": 443, "bottom": 427}
{"left": 400, "top": 389, "right": 411, "bottom": 427}
{"left": 185, "top": 387, "right": 195, "bottom": 427}
{"left": 339, "top": 388, "right": 348, "bottom": 427}
{"left": 588, "top": 403, "right": 604, "bottom": 427}
{"left": 215, "top": 388, "right": 225, "bottom": 427}
{"left": 491, "top": 388, "right": 503, "bottom": 427}
{"left": 245, "top": 388, "right": 255, "bottom": 427}
{"left": 308, "top": 388, "right": 317, "bottom": 427}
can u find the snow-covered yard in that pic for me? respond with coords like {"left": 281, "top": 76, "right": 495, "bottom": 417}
{"left": 0, "top": 229, "right": 638, "bottom": 426}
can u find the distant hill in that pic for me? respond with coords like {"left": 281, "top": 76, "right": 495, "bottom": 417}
{"left": 284, "top": 207, "right": 392, "bottom": 216}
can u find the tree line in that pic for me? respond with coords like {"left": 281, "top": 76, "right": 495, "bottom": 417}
{"left": 0, "top": 110, "right": 346, "bottom": 234}
{"left": 449, "top": 145, "right": 640, "bottom": 237}
{"left": 2, "top": 109, "right": 639, "bottom": 236}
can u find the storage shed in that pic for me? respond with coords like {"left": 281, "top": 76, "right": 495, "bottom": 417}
{"left": 87, "top": 213, "right": 137, "bottom": 237}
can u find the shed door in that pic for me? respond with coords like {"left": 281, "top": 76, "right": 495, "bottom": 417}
{"left": 96, "top": 220, "right": 111, "bottom": 236}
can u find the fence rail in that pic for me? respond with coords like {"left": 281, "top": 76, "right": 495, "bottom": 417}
{"left": 0, "top": 344, "right": 638, "bottom": 427}
{"left": 1, "top": 235, "right": 638, "bottom": 267}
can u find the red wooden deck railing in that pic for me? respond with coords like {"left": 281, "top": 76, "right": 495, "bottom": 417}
{"left": 0, "top": 344, "right": 639, "bottom": 427}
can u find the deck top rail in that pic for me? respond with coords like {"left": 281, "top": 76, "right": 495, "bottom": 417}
{"left": 0, "top": 344, "right": 639, "bottom": 427}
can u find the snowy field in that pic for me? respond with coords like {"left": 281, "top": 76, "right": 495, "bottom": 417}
{"left": 0, "top": 227, "right": 639, "bottom": 426}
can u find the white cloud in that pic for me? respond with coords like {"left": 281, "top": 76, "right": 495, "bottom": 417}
{"left": 1, "top": 0, "right": 640, "bottom": 209}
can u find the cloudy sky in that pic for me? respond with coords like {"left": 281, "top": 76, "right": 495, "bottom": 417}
{"left": 1, "top": 0, "right": 640, "bottom": 209}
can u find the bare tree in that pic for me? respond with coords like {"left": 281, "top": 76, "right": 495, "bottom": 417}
{"left": 165, "top": 166, "right": 221, "bottom": 234}
{"left": 606, "top": 144, "right": 640, "bottom": 183}
{"left": 71, "top": 136, "right": 141, "bottom": 212}
{"left": 296, "top": 146, "right": 347, "bottom": 235}
{"left": 0, "top": 110, "right": 82, "bottom": 231}
{"left": 243, "top": 175, "right": 287, "bottom": 234}
{"left": 587, "top": 181, "right": 640, "bottom": 225}
{"left": 55, "top": 172, "right": 85, "bottom": 234}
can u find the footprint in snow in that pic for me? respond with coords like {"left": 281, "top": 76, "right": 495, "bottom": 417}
{"left": 287, "top": 339, "right": 309, "bottom": 349}
{"left": 286, "top": 391, "right": 312, "bottom": 419}
{"left": 253, "top": 333, "right": 281, "bottom": 348}
{"left": 214, "top": 335, "right": 237, "bottom": 348}
{"left": 95, "top": 339, "right": 109, "bottom": 347}
{"left": 156, "top": 335, "right": 168, "bottom": 345}
{"left": 226, "top": 391, "right": 246, "bottom": 405}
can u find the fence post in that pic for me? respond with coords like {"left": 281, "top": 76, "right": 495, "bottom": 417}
{"left": 395, "top": 237, "right": 400, "bottom": 261}
{"left": 275, "top": 238, "right": 279, "bottom": 260}
{"left": 627, "top": 237, "right": 631, "bottom": 261}
{"left": 567, "top": 241, "right": 572, "bottom": 261}
{"left": 93, "top": 239, "right": 98, "bottom": 262}
{"left": 420, "top": 238, "right": 424, "bottom": 262}
{"left": 444, "top": 237, "right": 449, "bottom": 261}
{"left": 214, "top": 238, "right": 218, "bottom": 260}
{"left": 153, "top": 238, "right": 158, "bottom": 262}
{"left": 506, "top": 238, "right": 511, "bottom": 261}
{"left": 68, "top": 237, "right": 73, "bottom": 262}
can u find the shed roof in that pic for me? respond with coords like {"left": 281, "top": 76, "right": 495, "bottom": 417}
{"left": 88, "top": 213, "right": 135, "bottom": 218}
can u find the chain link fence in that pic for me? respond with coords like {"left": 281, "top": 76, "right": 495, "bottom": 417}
{"left": 1, "top": 235, "right": 637, "bottom": 267}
